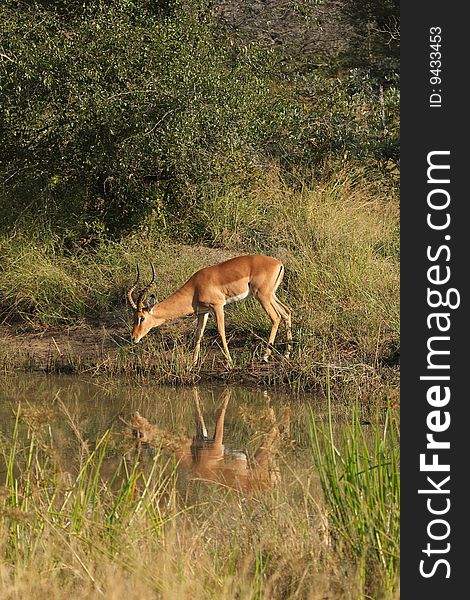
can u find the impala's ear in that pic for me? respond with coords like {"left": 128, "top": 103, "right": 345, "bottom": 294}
{"left": 147, "top": 294, "right": 157, "bottom": 312}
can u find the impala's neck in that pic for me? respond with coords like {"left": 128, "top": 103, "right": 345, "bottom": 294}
{"left": 151, "top": 286, "right": 195, "bottom": 324}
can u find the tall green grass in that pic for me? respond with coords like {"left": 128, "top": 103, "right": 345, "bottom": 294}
{"left": 309, "top": 371, "right": 400, "bottom": 596}
{"left": 0, "top": 229, "right": 233, "bottom": 325}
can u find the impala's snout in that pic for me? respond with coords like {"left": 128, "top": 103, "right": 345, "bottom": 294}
{"left": 131, "top": 324, "right": 144, "bottom": 344}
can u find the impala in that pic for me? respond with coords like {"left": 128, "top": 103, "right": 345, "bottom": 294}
{"left": 127, "top": 254, "right": 292, "bottom": 365}
{"left": 131, "top": 389, "right": 282, "bottom": 491}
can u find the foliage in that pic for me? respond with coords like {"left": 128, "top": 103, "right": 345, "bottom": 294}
{"left": 1, "top": 0, "right": 399, "bottom": 241}
{"left": 0, "top": 1, "right": 266, "bottom": 236}
{"left": 218, "top": 0, "right": 400, "bottom": 81}
{"left": 310, "top": 373, "right": 400, "bottom": 595}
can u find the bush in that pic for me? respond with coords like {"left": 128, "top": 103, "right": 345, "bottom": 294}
{"left": 1, "top": 0, "right": 399, "bottom": 242}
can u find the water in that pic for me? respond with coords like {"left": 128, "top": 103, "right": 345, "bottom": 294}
{"left": 0, "top": 374, "right": 398, "bottom": 598}
{"left": 0, "top": 374, "right": 321, "bottom": 492}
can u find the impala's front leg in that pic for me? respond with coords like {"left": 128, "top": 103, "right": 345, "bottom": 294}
{"left": 193, "top": 388, "right": 208, "bottom": 438}
{"left": 212, "top": 390, "right": 230, "bottom": 444}
{"left": 193, "top": 312, "right": 209, "bottom": 366}
{"left": 212, "top": 304, "right": 233, "bottom": 367}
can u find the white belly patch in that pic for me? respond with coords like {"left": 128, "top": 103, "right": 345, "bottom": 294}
{"left": 225, "top": 288, "right": 251, "bottom": 305}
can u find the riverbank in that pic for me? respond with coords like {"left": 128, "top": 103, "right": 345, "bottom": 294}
{"left": 0, "top": 321, "right": 399, "bottom": 410}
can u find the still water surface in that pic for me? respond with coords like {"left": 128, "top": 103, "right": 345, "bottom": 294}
{"left": 1, "top": 374, "right": 325, "bottom": 492}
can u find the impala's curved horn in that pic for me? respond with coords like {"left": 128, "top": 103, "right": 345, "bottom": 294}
{"left": 127, "top": 265, "right": 140, "bottom": 310}
{"left": 136, "top": 263, "right": 156, "bottom": 310}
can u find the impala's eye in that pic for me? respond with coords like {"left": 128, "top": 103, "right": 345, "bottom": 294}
{"left": 140, "top": 316, "right": 145, "bottom": 324}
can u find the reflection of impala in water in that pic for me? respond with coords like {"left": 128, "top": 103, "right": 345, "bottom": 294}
{"left": 130, "top": 389, "right": 284, "bottom": 492}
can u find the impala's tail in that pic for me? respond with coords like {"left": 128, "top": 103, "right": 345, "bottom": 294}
{"left": 273, "top": 264, "right": 284, "bottom": 292}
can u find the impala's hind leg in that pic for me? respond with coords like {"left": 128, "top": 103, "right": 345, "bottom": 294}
{"left": 257, "top": 296, "right": 282, "bottom": 362}
{"left": 273, "top": 296, "right": 292, "bottom": 358}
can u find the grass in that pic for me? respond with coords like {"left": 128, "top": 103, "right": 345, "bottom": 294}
{"left": 0, "top": 171, "right": 399, "bottom": 392}
{"left": 310, "top": 371, "right": 400, "bottom": 596}
{"left": 0, "top": 385, "right": 400, "bottom": 599}
{"left": 0, "top": 230, "right": 233, "bottom": 326}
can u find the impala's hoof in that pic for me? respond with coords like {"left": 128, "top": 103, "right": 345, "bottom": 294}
{"left": 262, "top": 355, "right": 269, "bottom": 363}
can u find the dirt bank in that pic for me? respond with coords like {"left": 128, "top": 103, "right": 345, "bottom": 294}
{"left": 0, "top": 321, "right": 128, "bottom": 366}
{"left": 0, "top": 319, "right": 281, "bottom": 385}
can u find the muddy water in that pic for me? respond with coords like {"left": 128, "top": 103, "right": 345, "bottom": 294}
{"left": 0, "top": 374, "right": 325, "bottom": 492}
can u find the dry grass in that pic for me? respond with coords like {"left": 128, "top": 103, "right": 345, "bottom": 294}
{"left": 0, "top": 172, "right": 399, "bottom": 394}
{"left": 0, "top": 391, "right": 399, "bottom": 600}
